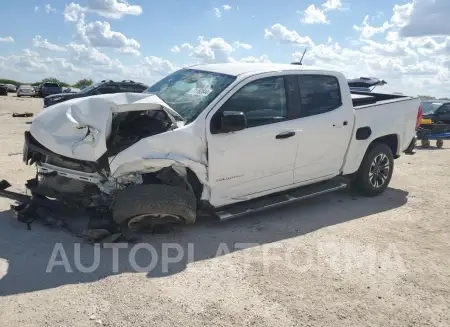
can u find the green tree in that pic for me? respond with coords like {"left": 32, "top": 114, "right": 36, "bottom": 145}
{"left": 0, "top": 79, "right": 21, "bottom": 86}
{"left": 73, "top": 78, "right": 93, "bottom": 89}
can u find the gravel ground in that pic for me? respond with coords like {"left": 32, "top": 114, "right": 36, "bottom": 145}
{"left": 0, "top": 94, "right": 449, "bottom": 327}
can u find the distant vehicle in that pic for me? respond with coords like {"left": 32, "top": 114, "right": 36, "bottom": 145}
{"left": 43, "top": 80, "right": 148, "bottom": 108}
{"left": 348, "top": 77, "right": 387, "bottom": 92}
{"left": 0, "top": 84, "right": 7, "bottom": 96}
{"left": 63, "top": 87, "right": 81, "bottom": 93}
{"left": 38, "top": 82, "right": 63, "bottom": 98}
{"left": 17, "top": 85, "right": 36, "bottom": 97}
{"left": 421, "top": 100, "right": 450, "bottom": 124}
{"left": 6, "top": 84, "right": 17, "bottom": 92}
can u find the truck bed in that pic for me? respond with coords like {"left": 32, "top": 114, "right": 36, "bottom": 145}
{"left": 342, "top": 92, "right": 420, "bottom": 175}
{"left": 351, "top": 91, "right": 408, "bottom": 108}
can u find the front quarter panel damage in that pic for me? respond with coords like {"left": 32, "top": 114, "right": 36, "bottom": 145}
{"left": 109, "top": 125, "right": 210, "bottom": 199}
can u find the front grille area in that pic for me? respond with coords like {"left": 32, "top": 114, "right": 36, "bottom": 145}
{"left": 24, "top": 131, "right": 105, "bottom": 174}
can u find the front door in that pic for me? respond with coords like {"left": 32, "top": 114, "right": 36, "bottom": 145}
{"left": 206, "top": 74, "right": 299, "bottom": 207}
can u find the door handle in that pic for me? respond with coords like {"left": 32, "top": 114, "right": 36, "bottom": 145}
{"left": 333, "top": 121, "right": 348, "bottom": 128}
{"left": 276, "top": 131, "right": 296, "bottom": 139}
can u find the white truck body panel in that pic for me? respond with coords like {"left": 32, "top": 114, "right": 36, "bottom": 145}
{"left": 29, "top": 63, "right": 420, "bottom": 208}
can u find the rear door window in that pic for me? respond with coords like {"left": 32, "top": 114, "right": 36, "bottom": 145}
{"left": 297, "top": 75, "right": 342, "bottom": 117}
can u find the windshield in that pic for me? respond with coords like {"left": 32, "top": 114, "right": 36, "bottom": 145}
{"left": 143, "top": 69, "right": 236, "bottom": 122}
{"left": 79, "top": 82, "right": 103, "bottom": 94}
{"left": 421, "top": 101, "right": 444, "bottom": 115}
{"left": 45, "top": 83, "right": 59, "bottom": 87}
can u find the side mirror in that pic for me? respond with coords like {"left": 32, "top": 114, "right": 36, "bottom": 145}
{"left": 220, "top": 111, "right": 247, "bottom": 133}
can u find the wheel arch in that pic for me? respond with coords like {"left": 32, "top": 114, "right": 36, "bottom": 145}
{"left": 343, "top": 133, "right": 400, "bottom": 175}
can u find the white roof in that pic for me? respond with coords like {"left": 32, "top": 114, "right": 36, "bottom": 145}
{"left": 189, "top": 63, "right": 329, "bottom": 76}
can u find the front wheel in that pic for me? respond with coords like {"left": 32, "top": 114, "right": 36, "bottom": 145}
{"left": 351, "top": 143, "right": 394, "bottom": 197}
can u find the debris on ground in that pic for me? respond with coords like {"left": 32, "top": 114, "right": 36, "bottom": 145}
{"left": 12, "top": 112, "right": 33, "bottom": 117}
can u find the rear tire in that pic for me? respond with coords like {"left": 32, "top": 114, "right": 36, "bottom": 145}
{"left": 421, "top": 139, "right": 430, "bottom": 148}
{"left": 436, "top": 139, "right": 443, "bottom": 148}
{"left": 112, "top": 184, "right": 197, "bottom": 227}
{"left": 351, "top": 143, "right": 394, "bottom": 197}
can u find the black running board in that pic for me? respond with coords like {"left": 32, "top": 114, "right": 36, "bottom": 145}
{"left": 214, "top": 178, "right": 348, "bottom": 221}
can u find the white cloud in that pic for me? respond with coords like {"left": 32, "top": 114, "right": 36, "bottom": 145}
{"left": 142, "top": 56, "right": 176, "bottom": 73}
{"left": 32, "top": 36, "right": 67, "bottom": 52}
{"left": 64, "top": 3, "right": 86, "bottom": 23}
{"left": 63, "top": 0, "right": 142, "bottom": 21}
{"left": 353, "top": 15, "right": 390, "bottom": 39}
{"left": 0, "top": 36, "right": 14, "bottom": 43}
{"left": 399, "top": 0, "right": 450, "bottom": 37}
{"left": 222, "top": 5, "right": 232, "bottom": 11}
{"left": 189, "top": 36, "right": 234, "bottom": 62}
{"left": 181, "top": 43, "right": 193, "bottom": 50}
{"left": 233, "top": 41, "right": 252, "bottom": 50}
{"left": 239, "top": 55, "right": 271, "bottom": 63}
{"left": 0, "top": 49, "right": 88, "bottom": 81}
{"left": 322, "top": 0, "right": 342, "bottom": 11}
{"left": 66, "top": 42, "right": 113, "bottom": 67}
{"left": 34, "top": 6, "right": 39, "bottom": 12}
{"left": 170, "top": 45, "right": 181, "bottom": 53}
{"left": 45, "top": 4, "right": 56, "bottom": 13}
{"left": 300, "top": 0, "right": 342, "bottom": 24}
{"left": 328, "top": 36, "right": 332, "bottom": 43}
{"left": 213, "top": 7, "right": 221, "bottom": 18}
{"left": 85, "top": 0, "right": 143, "bottom": 19}
{"left": 78, "top": 21, "right": 140, "bottom": 55}
{"left": 301, "top": 5, "right": 328, "bottom": 24}
{"left": 264, "top": 24, "right": 313, "bottom": 45}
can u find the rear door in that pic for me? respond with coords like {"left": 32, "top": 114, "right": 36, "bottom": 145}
{"left": 292, "top": 74, "right": 354, "bottom": 183}
{"left": 206, "top": 73, "right": 300, "bottom": 207}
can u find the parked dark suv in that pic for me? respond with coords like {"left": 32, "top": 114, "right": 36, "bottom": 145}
{"left": 43, "top": 80, "right": 148, "bottom": 108}
{"left": 421, "top": 100, "right": 450, "bottom": 124}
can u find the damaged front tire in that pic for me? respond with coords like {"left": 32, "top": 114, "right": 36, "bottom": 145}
{"left": 112, "top": 184, "right": 197, "bottom": 228}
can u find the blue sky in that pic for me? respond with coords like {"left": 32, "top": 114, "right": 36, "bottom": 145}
{"left": 0, "top": 0, "right": 449, "bottom": 97}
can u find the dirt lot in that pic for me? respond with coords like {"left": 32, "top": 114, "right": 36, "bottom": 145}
{"left": 0, "top": 93, "right": 449, "bottom": 327}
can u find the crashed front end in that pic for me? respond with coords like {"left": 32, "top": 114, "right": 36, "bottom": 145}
{"left": 2, "top": 93, "right": 208, "bottom": 240}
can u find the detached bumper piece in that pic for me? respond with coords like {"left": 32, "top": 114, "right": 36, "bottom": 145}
{"left": 404, "top": 135, "right": 417, "bottom": 155}
{"left": 0, "top": 178, "right": 125, "bottom": 243}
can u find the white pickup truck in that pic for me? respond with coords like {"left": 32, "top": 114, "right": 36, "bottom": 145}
{"left": 0, "top": 63, "right": 421, "bottom": 236}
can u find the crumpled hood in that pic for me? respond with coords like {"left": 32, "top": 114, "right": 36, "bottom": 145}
{"left": 30, "top": 92, "right": 181, "bottom": 162}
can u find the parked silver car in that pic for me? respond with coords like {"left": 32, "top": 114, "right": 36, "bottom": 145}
{"left": 17, "top": 85, "right": 36, "bottom": 97}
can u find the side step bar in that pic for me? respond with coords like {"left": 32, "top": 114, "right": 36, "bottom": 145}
{"left": 215, "top": 178, "right": 348, "bottom": 221}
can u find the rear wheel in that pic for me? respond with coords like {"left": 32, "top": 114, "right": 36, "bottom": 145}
{"left": 421, "top": 139, "right": 430, "bottom": 148}
{"left": 112, "top": 184, "right": 197, "bottom": 227}
{"left": 436, "top": 139, "right": 444, "bottom": 148}
{"left": 351, "top": 143, "right": 394, "bottom": 197}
